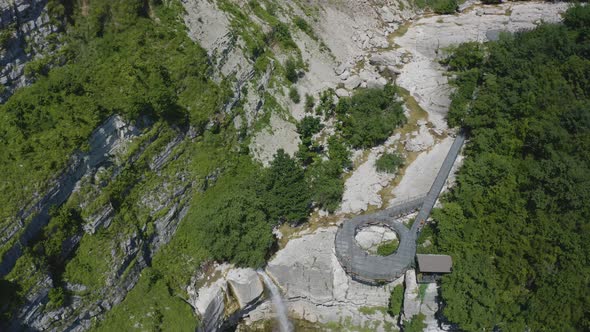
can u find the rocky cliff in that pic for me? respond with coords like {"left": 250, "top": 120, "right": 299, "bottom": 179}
{"left": 0, "top": 0, "right": 61, "bottom": 102}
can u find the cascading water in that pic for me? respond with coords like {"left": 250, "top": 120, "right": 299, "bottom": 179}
{"left": 258, "top": 271, "right": 293, "bottom": 332}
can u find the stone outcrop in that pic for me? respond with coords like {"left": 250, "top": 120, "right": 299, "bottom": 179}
{"left": 249, "top": 113, "right": 301, "bottom": 167}
{"left": 402, "top": 269, "right": 420, "bottom": 321}
{"left": 227, "top": 269, "right": 264, "bottom": 310}
{"left": 187, "top": 265, "right": 264, "bottom": 332}
{"left": 0, "top": 115, "right": 140, "bottom": 278}
{"left": 0, "top": 0, "right": 61, "bottom": 102}
{"left": 243, "top": 227, "right": 401, "bottom": 331}
{"left": 405, "top": 122, "right": 435, "bottom": 152}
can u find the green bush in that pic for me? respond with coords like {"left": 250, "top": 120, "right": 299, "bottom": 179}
{"left": 414, "top": 0, "right": 457, "bottom": 14}
{"left": 316, "top": 88, "right": 336, "bottom": 117}
{"left": 47, "top": 287, "right": 65, "bottom": 310}
{"left": 404, "top": 313, "right": 427, "bottom": 332}
{"left": 432, "top": 0, "right": 457, "bottom": 14}
{"left": 297, "top": 116, "right": 323, "bottom": 142}
{"left": 375, "top": 152, "right": 404, "bottom": 173}
{"left": 262, "top": 149, "right": 311, "bottom": 224}
{"left": 0, "top": 29, "right": 13, "bottom": 49}
{"left": 336, "top": 85, "right": 406, "bottom": 149}
{"left": 305, "top": 93, "right": 315, "bottom": 112}
{"left": 388, "top": 284, "right": 404, "bottom": 316}
{"left": 306, "top": 160, "right": 345, "bottom": 213}
{"left": 289, "top": 86, "right": 301, "bottom": 103}
{"left": 376, "top": 239, "right": 399, "bottom": 256}
{"left": 294, "top": 16, "right": 316, "bottom": 40}
{"left": 441, "top": 42, "right": 485, "bottom": 71}
{"left": 285, "top": 57, "right": 299, "bottom": 83}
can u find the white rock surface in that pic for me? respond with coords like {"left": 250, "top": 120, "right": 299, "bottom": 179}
{"left": 394, "top": 2, "right": 569, "bottom": 130}
{"left": 189, "top": 278, "right": 227, "bottom": 332}
{"left": 355, "top": 225, "right": 397, "bottom": 254}
{"left": 402, "top": 269, "right": 420, "bottom": 322}
{"left": 243, "top": 227, "right": 401, "bottom": 331}
{"left": 249, "top": 113, "right": 301, "bottom": 167}
{"left": 421, "top": 283, "right": 443, "bottom": 331}
{"left": 339, "top": 144, "right": 398, "bottom": 214}
{"left": 405, "top": 124, "right": 435, "bottom": 152}
{"left": 390, "top": 136, "right": 454, "bottom": 205}
{"left": 227, "top": 269, "right": 264, "bottom": 310}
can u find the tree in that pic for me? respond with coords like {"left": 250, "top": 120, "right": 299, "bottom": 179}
{"left": 263, "top": 149, "right": 311, "bottom": 224}
{"left": 196, "top": 184, "right": 274, "bottom": 267}
{"left": 336, "top": 85, "right": 405, "bottom": 148}
{"left": 434, "top": 8, "right": 590, "bottom": 331}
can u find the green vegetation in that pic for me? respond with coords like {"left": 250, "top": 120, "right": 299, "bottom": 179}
{"left": 376, "top": 152, "right": 404, "bottom": 174}
{"left": 289, "top": 86, "right": 301, "bottom": 103}
{"left": 285, "top": 57, "right": 300, "bottom": 83}
{"left": 388, "top": 284, "right": 404, "bottom": 316}
{"left": 305, "top": 93, "right": 315, "bottom": 112}
{"left": 336, "top": 85, "right": 406, "bottom": 149}
{"left": 95, "top": 268, "right": 196, "bottom": 332}
{"left": 376, "top": 239, "right": 400, "bottom": 256}
{"left": 0, "top": 28, "right": 13, "bottom": 49}
{"left": 433, "top": 6, "right": 590, "bottom": 331}
{"left": 414, "top": 0, "right": 457, "bottom": 14}
{"left": 403, "top": 313, "right": 426, "bottom": 332}
{"left": 294, "top": 16, "right": 317, "bottom": 40}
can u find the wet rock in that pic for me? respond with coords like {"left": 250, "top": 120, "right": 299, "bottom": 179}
{"left": 226, "top": 269, "right": 264, "bottom": 309}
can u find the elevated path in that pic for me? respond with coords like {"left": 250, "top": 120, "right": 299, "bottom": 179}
{"left": 335, "top": 132, "right": 466, "bottom": 284}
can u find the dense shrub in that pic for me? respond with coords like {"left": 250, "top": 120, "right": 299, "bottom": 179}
{"left": 376, "top": 239, "right": 399, "bottom": 256}
{"left": 375, "top": 152, "right": 404, "bottom": 173}
{"left": 305, "top": 93, "right": 315, "bottom": 112}
{"left": 336, "top": 85, "right": 405, "bottom": 148}
{"left": 434, "top": 6, "right": 590, "bottom": 331}
{"left": 289, "top": 86, "right": 301, "bottom": 103}
{"left": 297, "top": 116, "right": 323, "bottom": 141}
{"left": 285, "top": 57, "right": 299, "bottom": 83}
{"left": 262, "top": 149, "right": 311, "bottom": 224}
{"left": 388, "top": 284, "right": 404, "bottom": 316}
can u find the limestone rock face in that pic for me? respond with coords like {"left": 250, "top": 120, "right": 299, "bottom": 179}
{"left": 405, "top": 124, "right": 435, "bottom": 152}
{"left": 394, "top": 2, "right": 569, "bottom": 130}
{"left": 402, "top": 269, "right": 420, "bottom": 321}
{"left": 249, "top": 113, "right": 301, "bottom": 167}
{"left": 244, "top": 227, "right": 401, "bottom": 331}
{"left": 0, "top": 0, "right": 61, "bottom": 102}
{"left": 187, "top": 265, "right": 264, "bottom": 332}
{"left": 191, "top": 278, "right": 228, "bottom": 332}
{"left": 227, "top": 268, "right": 264, "bottom": 310}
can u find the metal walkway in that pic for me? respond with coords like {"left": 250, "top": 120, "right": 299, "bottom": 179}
{"left": 334, "top": 132, "right": 466, "bottom": 284}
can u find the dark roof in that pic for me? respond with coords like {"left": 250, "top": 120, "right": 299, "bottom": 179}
{"left": 416, "top": 254, "right": 452, "bottom": 273}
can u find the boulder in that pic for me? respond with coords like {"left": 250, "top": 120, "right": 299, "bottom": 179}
{"left": 366, "top": 77, "right": 387, "bottom": 89}
{"left": 335, "top": 88, "right": 350, "bottom": 98}
{"left": 193, "top": 280, "right": 227, "bottom": 332}
{"left": 380, "top": 6, "right": 397, "bottom": 23}
{"left": 226, "top": 268, "right": 264, "bottom": 309}
{"left": 370, "top": 52, "right": 402, "bottom": 67}
{"left": 344, "top": 75, "right": 362, "bottom": 90}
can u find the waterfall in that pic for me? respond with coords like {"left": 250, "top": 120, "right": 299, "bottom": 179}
{"left": 258, "top": 271, "right": 293, "bottom": 332}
